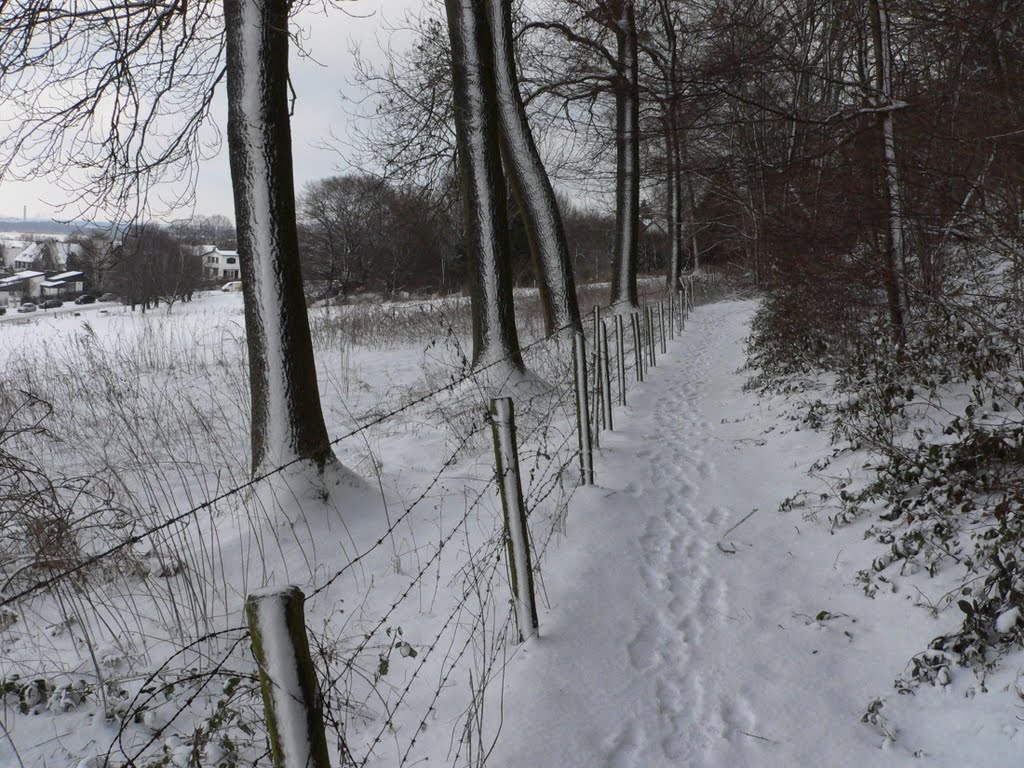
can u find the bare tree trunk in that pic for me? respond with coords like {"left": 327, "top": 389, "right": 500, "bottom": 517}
{"left": 665, "top": 124, "right": 684, "bottom": 290}
{"left": 224, "top": 0, "right": 335, "bottom": 475}
{"left": 609, "top": 0, "right": 640, "bottom": 310}
{"left": 487, "top": 0, "right": 582, "bottom": 336}
{"left": 868, "top": 0, "right": 907, "bottom": 344}
{"left": 687, "top": 170, "right": 700, "bottom": 273}
{"left": 445, "top": 0, "right": 525, "bottom": 371}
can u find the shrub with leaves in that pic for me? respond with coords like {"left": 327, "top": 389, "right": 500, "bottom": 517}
{"left": 747, "top": 244, "right": 1024, "bottom": 682}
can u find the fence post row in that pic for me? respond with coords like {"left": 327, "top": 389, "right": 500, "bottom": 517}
{"left": 572, "top": 331, "right": 595, "bottom": 486}
{"left": 599, "top": 319, "right": 613, "bottom": 432}
{"left": 489, "top": 397, "right": 540, "bottom": 642}
{"left": 615, "top": 313, "right": 627, "bottom": 407}
{"left": 246, "top": 587, "right": 332, "bottom": 768}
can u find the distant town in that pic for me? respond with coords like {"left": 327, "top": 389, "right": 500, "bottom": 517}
{"left": 0, "top": 217, "right": 238, "bottom": 311}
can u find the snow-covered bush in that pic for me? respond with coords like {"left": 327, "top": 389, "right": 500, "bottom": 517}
{"left": 748, "top": 244, "right": 1024, "bottom": 679}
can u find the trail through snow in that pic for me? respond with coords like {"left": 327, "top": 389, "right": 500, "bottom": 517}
{"left": 490, "top": 300, "right": 1022, "bottom": 767}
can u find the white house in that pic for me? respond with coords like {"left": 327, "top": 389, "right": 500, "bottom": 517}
{"left": 40, "top": 271, "right": 86, "bottom": 297}
{"left": 0, "top": 271, "right": 45, "bottom": 305}
{"left": 187, "top": 245, "right": 241, "bottom": 282}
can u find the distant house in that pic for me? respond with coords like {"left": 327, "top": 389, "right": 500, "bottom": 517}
{"left": 40, "top": 270, "right": 86, "bottom": 297}
{"left": 5, "top": 240, "right": 80, "bottom": 272}
{"left": 13, "top": 242, "right": 42, "bottom": 269}
{"left": 188, "top": 245, "right": 241, "bottom": 281}
{"left": 0, "top": 270, "right": 45, "bottom": 305}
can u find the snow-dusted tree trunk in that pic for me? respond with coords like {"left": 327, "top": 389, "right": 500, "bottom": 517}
{"left": 224, "top": 0, "right": 335, "bottom": 474}
{"left": 445, "top": 0, "right": 525, "bottom": 371}
{"left": 687, "top": 173, "right": 700, "bottom": 273}
{"left": 486, "top": 0, "right": 582, "bottom": 336}
{"left": 665, "top": 127, "right": 684, "bottom": 290}
{"left": 868, "top": 0, "right": 907, "bottom": 344}
{"left": 609, "top": 0, "right": 640, "bottom": 310}
{"left": 655, "top": 0, "right": 685, "bottom": 291}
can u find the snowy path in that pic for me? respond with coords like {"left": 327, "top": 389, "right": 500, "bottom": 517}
{"left": 489, "top": 300, "right": 1022, "bottom": 768}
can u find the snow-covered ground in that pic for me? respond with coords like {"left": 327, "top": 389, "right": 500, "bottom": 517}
{"left": 491, "top": 300, "right": 1023, "bottom": 767}
{"left": 2, "top": 292, "right": 1021, "bottom": 766}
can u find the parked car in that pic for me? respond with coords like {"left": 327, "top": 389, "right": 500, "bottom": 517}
{"left": 16, "top": 303, "right": 37, "bottom": 313}
{"left": 98, "top": 293, "right": 118, "bottom": 302}
{"left": 42, "top": 298, "right": 63, "bottom": 309}
{"left": 74, "top": 294, "right": 97, "bottom": 305}
{"left": 221, "top": 281, "right": 243, "bottom": 292}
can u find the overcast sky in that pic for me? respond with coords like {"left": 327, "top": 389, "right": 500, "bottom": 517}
{"left": 0, "top": 0, "right": 424, "bottom": 223}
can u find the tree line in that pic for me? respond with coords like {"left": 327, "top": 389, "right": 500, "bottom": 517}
{"left": 4, "top": 0, "right": 1021, "bottom": 487}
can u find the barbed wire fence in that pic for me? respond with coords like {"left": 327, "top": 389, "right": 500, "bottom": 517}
{"left": 0, "top": 272, "right": 728, "bottom": 768}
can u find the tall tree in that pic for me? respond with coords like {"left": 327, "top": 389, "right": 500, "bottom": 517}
{"left": 223, "top": 0, "right": 336, "bottom": 475}
{"left": 444, "top": 0, "right": 526, "bottom": 373}
{"left": 867, "top": 0, "right": 907, "bottom": 344}
{"left": 487, "top": 0, "right": 582, "bottom": 335}
{"left": 608, "top": 0, "right": 641, "bottom": 310}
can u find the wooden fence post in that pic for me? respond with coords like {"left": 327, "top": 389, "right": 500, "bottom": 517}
{"left": 599, "top": 319, "right": 613, "bottom": 431}
{"left": 572, "top": 331, "right": 595, "bottom": 485}
{"left": 246, "top": 587, "right": 332, "bottom": 768}
{"left": 630, "top": 311, "right": 643, "bottom": 382}
{"left": 615, "top": 314, "right": 627, "bottom": 407}
{"left": 490, "top": 397, "right": 539, "bottom": 642}
{"left": 668, "top": 292, "right": 675, "bottom": 341}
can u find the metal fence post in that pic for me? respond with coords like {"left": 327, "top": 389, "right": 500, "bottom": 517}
{"left": 615, "top": 314, "right": 627, "bottom": 406}
{"left": 599, "top": 319, "right": 613, "bottom": 431}
{"left": 659, "top": 301, "right": 667, "bottom": 354}
{"left": 572, "top": 331, "right": 595, "bottom": 485}
{"left": 630, "top": 311, "right": 643, "bottom": 382}
{"left": 668, "top": 292, "right": 675, "bottom": 341}
{"left": 591, "top": 305, "right": 603, "bottom": 445}
{"left": 489, "top": 397, "right": 539, "bottom": 642}
{"left": 647, "top": 306, "right": 657, "bottom": 368}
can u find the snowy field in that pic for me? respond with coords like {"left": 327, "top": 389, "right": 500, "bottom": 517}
{"left": 2, "top": 289, "right": 1020, "bottom": 766}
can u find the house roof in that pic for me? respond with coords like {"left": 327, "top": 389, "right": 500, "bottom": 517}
{"left": 14, "top": 243, "right": 42, "bottom": 262}
{"left": 0, "top": 270, "right": 45, "bottom": 288}
{"left": 46, "top": 271, "right": 83, "bottom": 282}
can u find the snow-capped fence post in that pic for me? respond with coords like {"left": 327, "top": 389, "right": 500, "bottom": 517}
{"left": 631, "top": 312, "right": 643, "bottom": 382}
{"left": 489, "top": 397, "right": 540, "bottom": 642}
{"left": 615, "top": 314, "right": 627, "bottom": 406}
{"left": 245, "top": 587, "right": 331, "bottom": 768}
{"left": 659, "top": 302, "right": 667, "bottom": 354}
{"left": 667, "top": 293, "right": 675, "bottom": 341}
{"left": 572, "top": 331, "right": 595, "bottom": 485}
{"left": 600, "top": 319, "right": 613, "bottom": 431}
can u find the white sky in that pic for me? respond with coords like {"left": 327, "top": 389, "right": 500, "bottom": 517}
{"left": 0, "top": 0, "right": 423, "bottom": 223}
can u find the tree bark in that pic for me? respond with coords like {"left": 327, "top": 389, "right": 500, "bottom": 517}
{"left": 665, "top": 124, "right": 684, "bottom": 290}
{"left": 445, "top": 0, "right": 525, "bottom": 370}
{"left": 486, "top": 0, "right": 582, "bottom": 336}
{"left": 609, "top": 0, "right": 640, "bottom": 310}
{"left": 868, "top": 0, "right": 907, "bottom": 344}
{"left": 224, "top": 0, "right": 335, "bottom": 474}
